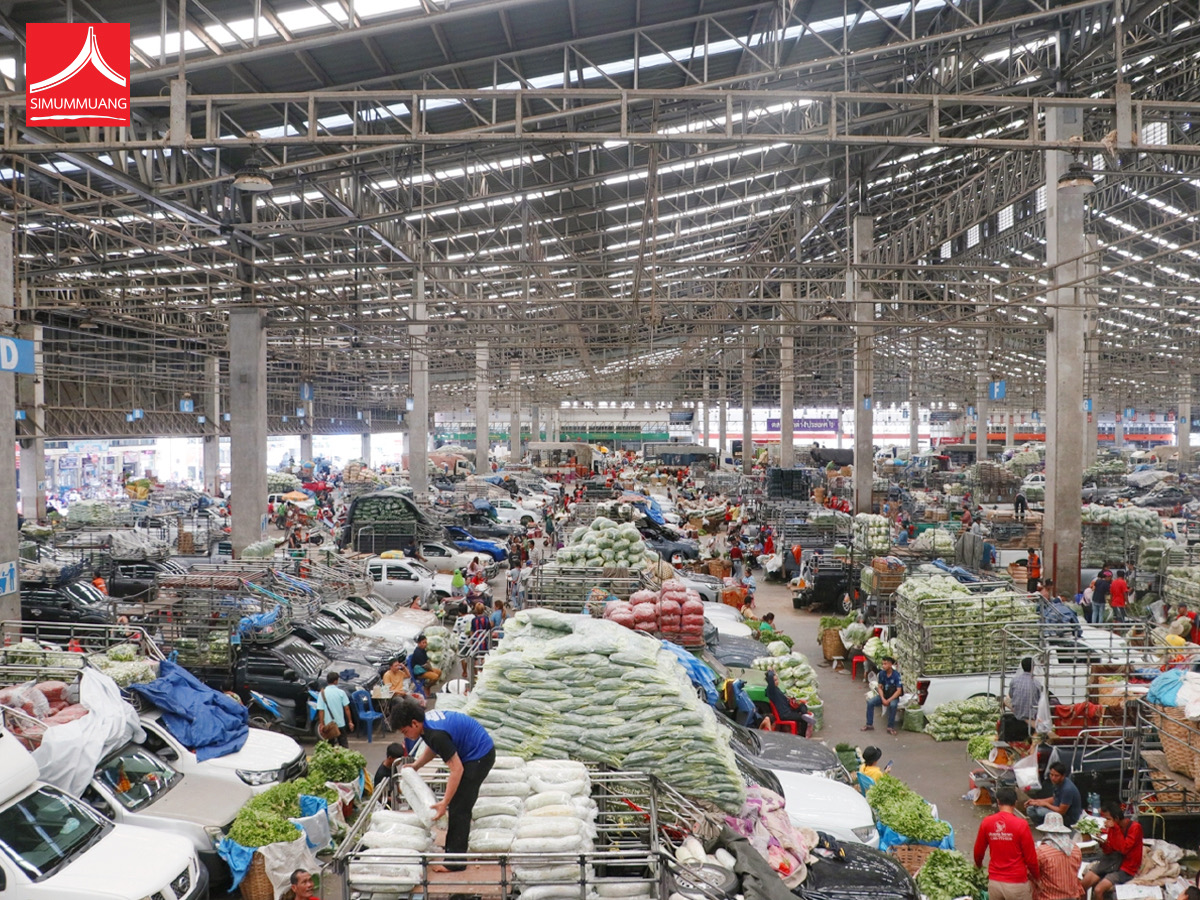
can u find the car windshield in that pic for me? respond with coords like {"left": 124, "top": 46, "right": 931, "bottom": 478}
{"left": 726, "top": 723, "right": 762, "bottom": 755}
{"left": 329, "top": 604, "right": 374, "bottom": 629}
{"left": 409, "top": 561, "right": 436, "bottom": 579}
{"left": 95, "top": 747, "right": 179, "bottom": 811}
{"left": 0, "top": 786, "right": 109, "bottom": 881}
{"left": 273, "top": 635, "right": 329, "bottom": 677}
{"left": 64, "top": 583, "right": 109, "bottom": 609}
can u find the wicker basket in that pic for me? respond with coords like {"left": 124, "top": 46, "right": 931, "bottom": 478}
{"left": 707, "top": 558, "right": 732, "bottom": 578}
{"left": 890, "top": 842, "right": 938, "bottom": 876}
{"left": 240, "top": 853, "right": 275, "bottom": 900}
{"left": 1152, "top": 703, "right": 1200, "bottom": 778}
{"left": 821, "top": 628, "right": 847, "bottom": 661}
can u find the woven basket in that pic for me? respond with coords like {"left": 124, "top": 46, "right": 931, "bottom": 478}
{"left": 822, "top": 629, "right": 847, "bottom": 661}
{"left": 240, "top": 853, "right": 275, "bottom": 900}
{"left": 1153, "top": 704, "right": 1200, "bottom": 778}
{"left": 707, "top": 558, "right": 732, "bottom": 578}
{"left": 890, "top": 842, "right": 938, "bottom": 876}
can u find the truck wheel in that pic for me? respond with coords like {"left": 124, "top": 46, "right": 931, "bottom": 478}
{"left": 793, "top": 595, "right": 806, "bottom": 610}
{"left": 841, "top": 594, "right": 855, "bottom": 613}
{"left": 521, "top": 516, "right": 534, "bottom": 526}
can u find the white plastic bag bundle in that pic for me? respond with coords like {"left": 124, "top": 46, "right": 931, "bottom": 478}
{"left": 468, "top": 828, "right": 515, "bottom": 852}
{"left": 400, "top": 768, "right": 437, "bottom": 828}
{"left": 361, "top": 830, "right": 432, "bottom": 852}
{"left": 369, "top": 810, "right": 426, "bottom": 831}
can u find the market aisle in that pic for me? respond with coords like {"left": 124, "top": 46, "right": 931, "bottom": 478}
{"left": 756, "top": 579, "right": 989, "bottom": 848}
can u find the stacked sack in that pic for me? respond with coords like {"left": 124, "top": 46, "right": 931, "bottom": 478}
{"left": 629, "top": 590, "right": 658, "bottom": 633}
{"left": 468, "top": 756, "right": 531, "bottom": 852}
{"left": 751, "top": 643, "right": 822, "bottom": 707}
{"left": 604, "top": 582, "right": 705, "bottom": 647}
{"left": 353, "top": 798, "right": 431, "bottom": 893}
{"left": 511, "top": 760, "right": 598, "bottom": 900}
{"left": 466, "top": 610, "right": 745, "bottom": 812}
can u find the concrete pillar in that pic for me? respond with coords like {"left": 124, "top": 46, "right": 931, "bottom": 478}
{"left": 17, "top": 324, "right": 46, "bottom": 522}
{"left": 851, "top": 214, "right": 875, "bottom": 515}
{"left": 702, "top": 372, "right": 711, "bottom": 450}
{"left": 1180, "top": 389, "right": 1193, "bottom": 472}
{"left": 360, "top": 428, "right": 371, "bottom": 468}
{"left": 531, "top": 405, "right": 540, "bottom": 444}
{"left": 718, "top": 373, "right": 728, "bottom": 463}
{"left": 909, "top": 339, "right": 920, "bottom": 457}
{"left": 779, "top": 287, "right": 795, "bottom": 469}
{"left": 203, "top": 357, "right": 222, "bottom": 495}
{"left": 475, "top": 342, "right": 489, "bottom": 472}
{"left": 299, "top": 431, "right": 313, "bottom": 465}
{"left": 1082, "top": 237, "right": 1100, "bottom": 469}
{"left": 976, "top": 321, "right": 989, "bottom": 465}
{"left": 0, "top": 224, "right": 18, "bottom": 623}
{"left": 410, "top": 273, "right": 430, "bottom": 495}
{"left": 1006, "top": 413, "right": 1015, "bottom": 451}
{"left": 229, "top": 307, "right": 268, "bottom": 556}
{"left": 509, "top": 359, "right": 521, "bottom": 459}
{"left": 1042, "top": 107, "right": 1089, "bottom": 599}
{"left": 836, "top": 402, "right": 843, "bottom": 449}
{"left": 742, "top": 336, "right": 753, "bottom": 475}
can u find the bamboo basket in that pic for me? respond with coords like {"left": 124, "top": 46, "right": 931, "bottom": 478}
{"left": 1152, "top": 703, "right": 1200, "bottom": 779}
{"left": 240, "top": 853, "right": 275, "bottom": 900}
{"left": 821, "top": 628, "right": 847, "bottom": 661}
{"left": 890, "top": 843, "right": 938, "bottom": 876}
{"left": 706, "top": 558, "right": 732, "bottom": 577}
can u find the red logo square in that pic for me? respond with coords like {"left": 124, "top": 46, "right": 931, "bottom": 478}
{"left": 26, "top": 23, "right": 130, "bottom": 127}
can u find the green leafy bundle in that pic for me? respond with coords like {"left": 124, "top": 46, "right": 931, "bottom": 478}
{"left": 865, "top": 774, "right": 951, "bottom": 843}
{"left": 310, "top": 741, "right": 367, "bottom": 784}
{"left": 228, "top": 775, "right": 337, "bottom": 847}
{"left": 967, "top": 733, "right": 994, "bottom": 761}
{"left": 915, "top": 849, "right": 987, "bottom": 900}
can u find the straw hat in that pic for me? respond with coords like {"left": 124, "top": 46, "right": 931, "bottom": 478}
{"left": 1035, "top": 812, "right": 1073, "bottom": 834}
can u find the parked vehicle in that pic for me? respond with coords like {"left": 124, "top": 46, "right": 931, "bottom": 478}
{"left": 489, "top": 497, "right": 538, "bottom": 526}
{"left": 19, "top": 582, "right": 114, "bottom": 638}
{"left": 725, "top": 719, "right": 848, "bottom": 782}
{"left": 449, "top": 510, "right": 521, "bottom": 540}
{"left": 638, "top": 528, "right": 700, "bottom": 562}
{"left": 106, "top": 559, "right": 189, "bottom": 601}
{"left": 443, "top": 525, "right": 508, "bottom": 562}
{"left": 793, "top": 841, "right": 918, "bottom": 900}
{"left": 0, "top": 727, "right": 208, "bottom": 900}
{"left": 417, "top": 541, "right": 499, "bottom": 579}
{"left": 366, "top": 556, "right": 435, "bottom": 607}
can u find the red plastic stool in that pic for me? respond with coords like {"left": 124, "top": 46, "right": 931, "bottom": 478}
{"left": 851, "top": 654, "right": 868, "bottom": 680}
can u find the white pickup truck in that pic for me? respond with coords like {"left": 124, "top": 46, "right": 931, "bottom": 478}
{"left": 0, "top": 727, "right": 206, "bottom": 900}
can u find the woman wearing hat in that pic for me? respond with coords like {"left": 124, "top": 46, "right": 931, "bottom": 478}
{"left": 1031, "top": 811, "right": 1082, "bottom": 900}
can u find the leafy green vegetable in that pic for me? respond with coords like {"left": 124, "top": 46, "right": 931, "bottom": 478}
{"left": 310, "top": 741, "right": 367, "bottom": 784}
{"left": 228, "top": 775, "right": 339, "bottom": 848}
{"left": 915, "top": 849, "right": 987, "bottom": 900}
{"left": 967, "top": 733, "right": 995, "bottom": 760}
{"left": 1074, "top": 817, "right": 1101, "bottom": 837}
{"left": 865, "top": 774, "right": 951, "bottom": 843}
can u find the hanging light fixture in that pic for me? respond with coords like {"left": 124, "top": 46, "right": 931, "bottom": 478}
{"left": 233, "top": 155, "right": 273, "bottom": 193}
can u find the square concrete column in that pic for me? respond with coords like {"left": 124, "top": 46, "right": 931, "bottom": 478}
{"left": 409, "top": 273, "right": 429, "bottom": 495}
{"left": 976, "top": 320, "right": 989, "bottom": 465}
{"left": 17, "top": 324, "right": 46, "bottom": 522}
{"left": 360, "top": 426, "right": 371, "bottom": 468}
{"left": 702, "top": 372, "right": 711, "bottom": 449}
{"left": 779, "top": 288, "right": 795, "bottom": 469}
{"left": 1180, "top": 392, "right": 1193, "bottom": 472}
{"left": 509, "top": 360, "right": 521, "bottom": 460}
{"left": 851, "top": 215, "right": 875, "bottom": 515}
{"left": 1006, "top": 413, "right": 1015, "bottom": 450}
{"left": 299, "top": 430, "right": 313, "bottom": 465}
{"left": 0, "top": 224, "right": 17, "bottom": 622}
{"left": 475, "top": 342, "right": 489, "bottom": 470}
{"left": 742, "top": 334, "right": 753, "bottom": 475}
{"left": 1042, "top": 107, "right": 1089, "bottom": 599}
{"left": 718, "top": 373, "right": 727, "bottom": 462}
{"left": 531, "top": 405, "right": 540, "bottom": 444}
{"left": 203, "top": 356, "right": 222, "bottom": 496}
{"left": 909, "top": 399, "right": 920, "bottom": 457}
{"left": 229, "top": 308, "right": 268, "bottom": 555}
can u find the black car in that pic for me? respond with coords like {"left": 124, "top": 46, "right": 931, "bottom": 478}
{"left": 726, "top": 720, "right": 849, "bottom": 782}
{"left": 107, "top": 558, "right": 189, "bottom": 601}
{"left": 1133, "top": 486, "right": 1192, "bottom": 509}
{"left": 452, "top": 511, "right": 522, "bottom": 540}
{"left": 706, "top": 634, "right": 770, "bottom": 669}
{"left": 292, "top": 618, "right": 405, "bottom": 668}
{"left": 793, "top": 841, "right": 919, "bottom": 900}
{"left": 20, "top": 582, "right": 114, "bottom": 639}
{"left": 638, "top": 528, "right": 700, "bottom": 561}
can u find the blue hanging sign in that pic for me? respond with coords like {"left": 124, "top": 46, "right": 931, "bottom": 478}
{"left": 406, "top": 397, "right": 415, "bottom": 412}
{"left": 1125, "top": 407, "right": 1136, "bottom": 419}
{"left": 0, "top": 337, "right": 35, "bottom": 374}
{"left": 179, "top": 398, "right": 194, "bottom": 413}
{"left": 299, "top": 382, "right": 314, "bottom": 401}
{"left": 223, "top": 412, "right": 231, "bottom": 421}
{"left": 13, "top": 410, "right": 25, "bottom": 420}
{"left": 1083, "top": 398, "right": 1092, "bottom": 413}
{"left": 988, "top": 380, "right": 1006, "bottom": 401}
{"left": 281, "top": 415, "right": 289, "bottom": 423}
{"left": 967, "top": 405, "right": 976, "bottom": 417}
{"left": 197, "top": 415, "right": 206, "bottom": 424}
{"left": 862, "top": 397, "right": 872, "bottom": 411}
{"left": 296, "top": 407, "right": 306, "bottom": 417}
{"left": 131, "top": 408, "right": 144, "bottom": 420}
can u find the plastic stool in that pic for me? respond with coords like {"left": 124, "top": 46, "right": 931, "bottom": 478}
{"left": 851, "top": 654, "right": 868, "bottom": 680}
{"left": 830, "top": 656, "right": 845, "bottom": 672}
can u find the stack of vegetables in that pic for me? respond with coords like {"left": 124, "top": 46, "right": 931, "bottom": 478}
{"left": 228, "top": 742, "right": 363, "bottom": 847}
{"left": 65, "top": 500, "right": 116, "bottom": 526}
{"left": 864, "top": 774, "right": 952, "bottom": 847}
{"left": 604, "top": 581, "right": 706, "bottom": 646}
{"left": 924, "top": 697, "right": 1000, "bottom": 742}
{"left": 1083, "top": 459, "right": 1128, "bottom": 483}
{"left": 464, "top": 609, "right": 746, "bottom": 812}
{"left": 88, "top": 643, "right": 159, "bottom": 687}
{"left": 967, "top": 733, "right": 996, "bottom": 761}
{"left": 241, "top": 539, "right": 278, "bottom": 559}
{"left": 1081, "top": 504, "right": 1162, "bottom": 567}
{"left": 1165, "top": 566, "right": 1200, "bottom": 607}
{"left": 893, "top": 578, "right": 1037, "bottom": 677}
{"left": 862, "top": 635, "right": 896, "bottom": 663}
{"left": 915, "top": 849, "right": 988, "bottom": 900}
{"left": 911, "top": 528, "right": 956, "bottom": 556}
{"left": 553, "top": 517, "right": 651, "bottom": 569}
{"left": 1138, "top": 537, "right": 1171, "bottom": 574}
{"left": 751, "top": 642, "right": 821, "bottom": 709}
{"left": 1005, "top": 450, "right": 1042, "bottom": 471}
{"left": 853, "top": 514, "right": 891, "bottom": 555}
{"left": 267, "top": 470, "right": 302, "bottom": 494}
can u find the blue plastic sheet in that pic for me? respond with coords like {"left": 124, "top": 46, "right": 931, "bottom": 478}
{"left": 238, "top": 605, "right": 281, "bottom": 636}
{"left": 875, "top": 820, "right": 955, "bottom": 853}
{"left": 660, "top": 640, "right": 719, "bottom": 706}
{"left": 128, "top": 659, "right": 249, "bottom": 762}
{"left": 217, "top": 838, "right": 257, "bottom": 890}
{"left": 1147, "top": 668, "right": 1184, "bottom": 707}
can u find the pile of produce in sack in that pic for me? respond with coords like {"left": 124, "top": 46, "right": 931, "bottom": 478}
{"left": 87, "top": 643, "right": 160, "bottom": 688}
{"left": 751, "top": 642, "right": 821, "bottom": 707}
{"left": 464, "top": 609, "right": 745, "bottom": 812}
{"left": 854, "top": 514, "right": 892, "bottom": 555}
{"left": 1137, "top": 537, "right": 1171, "bottom": 573}
{"left": 915, "top": 849, "right": 988, "bottom": 900}
{"left": 924, "top": 697, "right": 1000, "bottom": 742}
{"left": 108, "top": 529, "right": 172, "bottom": 559}
{"left": 553, "top": 518, "right": 651, "bottom": 569}
{"left": 911, "top": 528, "right": 956, "bottom": 555}
{"left": 65, "top": 500, "right": 116, "bottom": 526}
{"left": 603, "top": 581, "right": 705, "bottom": 645}
{"left": 865, "top": 773, "right": 953, "bottom": 850}
{"left": 1080, "top": 504, "right": 1162, "bottom": 567}
{"left": 0, "top": 680, "right": 91, "bottom": 736}
{"left": 241, "top": 539, "right": 279, "bottom": 559}
{"left": 862, "top": 635, "right": 896, "bottom": 663}
{"left": 1005, "top": 450, "right": 1042, "bottom": 471}
{"left": 1083, "top": 459, "right": 1127, "bottom": 482}
{"left": 267, "top": 470, "right": 302, "bottom": 494}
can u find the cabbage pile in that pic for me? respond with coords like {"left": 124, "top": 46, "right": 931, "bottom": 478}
{"left": 854, "top": 514, "right": 891, "bottom": 555}
{"left": 465, "top": 610, "right": 745, "bottom": 812}
{"left": 924, "top": 697, "right": 1000, "bottom": 742}
{"left": 911, "top": 529, "right": 955, "bottom": 555}
{"left": 895, "top": 575, "right": 973, "bottom": 607}
{"left": 1084, "top": 460, "right": 1127, "bottom": 482}
{"left": 1005, "top": 451, "right": 1042, "bottom": 470}
{"left": 862, "top": 635, "right": 896, "bottom": 662}
{"left": 65, "top": 501, "right": 116, "bottom": 526}
{"left": 266, "top": 470, "right": 301, "bottom": 494}
{"left": 1081, "top": 505, "right": 1162, "bottom": 567}
{"left": 1165, "top": 567, "right": 1200, "bottom": 606}
{"left": 1138, "top": 538, "right": 1172, "bottom": 573}
{"left": 751, "top": 643, "right": 822, "bottom": 708}
{"left": 554, "top": 518, "right": 651, "bottom": 569}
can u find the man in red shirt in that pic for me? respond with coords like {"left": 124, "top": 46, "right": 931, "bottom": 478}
{"left": 1108, "top": 569, "right": 1129, "bottom": 623}
{"left": 1082, "top": 801, "right": 1143, "bottom": 900}
{"left": 974, "top": 786, "right": 1039, "bottom": 900}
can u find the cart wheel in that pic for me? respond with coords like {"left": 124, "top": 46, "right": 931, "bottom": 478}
{"left": 841, "top": 593, "right": 855, "bottom": 613}
{"left": 793, "top": 596, "right": 806, "bottom": 610}
{"left": 248, "top": 715, "right": 276, "bottom": 732}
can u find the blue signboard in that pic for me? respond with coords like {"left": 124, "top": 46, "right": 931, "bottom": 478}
{"left": 299, "top": 382, "right": 314, "bottom": 401}
{"left": 967, "top": 405, "right": 976, "bottom": 417}
{"left": 988, "top": 380, "right": 1006, "bottom": 401}
{"left": 862, "top": 397, "right": 872, "bottom": 411}
{"left": 1084, "top": 398, "right": 1092, "bottom": 413}
{"left": 0, "top": 337, "right": 34, "bottom": 374}
{"left": 179, "top": 398, "right": 194, "bottom": 413}
{"left": 1125, "top": 407, "right": 1136, "bottom": 419}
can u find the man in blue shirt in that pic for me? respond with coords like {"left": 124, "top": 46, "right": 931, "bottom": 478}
{"left": 1025, "top": 761, "right": 1083, "bottom": 827}
{"left": 864, "top": 655, "right": 904, "bottom": 735}
{"left": 391, "top": 700, "right": 496, "bottom": 872}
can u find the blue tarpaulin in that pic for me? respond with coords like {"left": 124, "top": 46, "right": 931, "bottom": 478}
{"left": 876, "top": 820, "right": 955, "bottom": 853}
{"left": 471, "top": 497, "right": 495, "bottom": 511}
{"left": 238, "top": 605, "right": 281, "bottom": 636}
{"left": 660, "top": 640, "right": 719, "bottom": 706}
{"left": 128, "top": 659, "right": 249, "bottom": 762}
{"left": 1148, "top": 668, "right": 1184, "bottom": 707}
